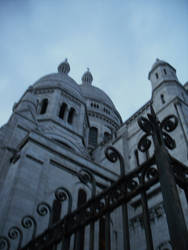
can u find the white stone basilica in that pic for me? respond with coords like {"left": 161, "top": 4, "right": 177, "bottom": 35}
{"left": 0, "top": 58, "right": 187, "bottom": 250}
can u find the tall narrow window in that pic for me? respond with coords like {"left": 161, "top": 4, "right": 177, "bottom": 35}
{"left": 89, "top": 127, "right": 98, "bottom": 146}
{"left": 59, "top": 103, "right": 67, "bottom": 119}
{"left": 40, "top": 99, "right": 48, "bottom": 114}
{"left": 68, "top": 107, "right": 75, "bottom": 124}
{"left": 163, "top": 68, "right": 167, "bottom": 75}
{"left": 160, "top": 94, "right": 165, "bottom": 104}
{"left": 155, "top": 73, "right": 159, "bottom": 79}
{"left": 74, "top": 189, "right": 87, "bottom": 250}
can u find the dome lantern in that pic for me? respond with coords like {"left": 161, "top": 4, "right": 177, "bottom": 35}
{"left": 82, "top": 68, "right": 93, "bottom": 85}
{"left": 58, "top": 58, "right": 70, "bottom": 74}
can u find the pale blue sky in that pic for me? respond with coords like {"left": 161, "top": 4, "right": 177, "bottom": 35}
{"left": 0, "top": 0, "right": 188, "bottom": 126}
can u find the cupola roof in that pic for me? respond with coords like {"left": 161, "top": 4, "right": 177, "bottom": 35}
{"left": 148, "top": 58, "right": 176, "bottom": 79}
{"left": 33, "top": 60, "right": 84, "bottom": 102}
{"left": 80, "top": 84, "right": 116, "bottom": 109}
{"left": 80, "top": 69, "right": 117, "bottom": 110}
{"left": 81, "top": 68, "right": 93, "bottom": 85}
{"left": 57, "top": 58, "right": 70, "bottom": 74}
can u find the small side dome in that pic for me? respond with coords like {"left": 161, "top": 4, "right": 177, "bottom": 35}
{"left": 58, "top": 58, "right": 70, "bottom": 74}
{"left": 82, "top": 68, "right": 93, "bottom": 85}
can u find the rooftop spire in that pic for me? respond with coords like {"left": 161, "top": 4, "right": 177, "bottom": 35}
{"left": 58, "top": 58, "right": 70, "bottom": 74}
{"left": 81, "top": 68, "right": 93, "bottom": 85}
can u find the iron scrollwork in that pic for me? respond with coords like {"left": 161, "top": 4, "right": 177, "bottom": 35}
{"left": 21, "top": 215, "right": 37, "bottom": 240}
{"left": 78, "top": 170, "right": 92, "bottom": 185}
{"left": 8, "top": 226, "right": 23, "bottom": 249}
{"left": 78, "top": 169, "right": 96, "bottom": 199}
{"left": 37, "top": 202, "right": 52, "bottom": 217}
{"left": 138, "top": 106, "right": 178, "bottom": 152}
{"left": 55, "top": 187, "right": 68, "bottom": 202}
{"left": 127, "top": 179, "right": 138, "bottom": 192}
{"left": 55, "top": 187, "right": 72, "bottom": 214}
{"left": 105, "top": 146, "right": 125, "bottom": 176}
{"left": 142, "top": 165, "right": 159, "bottom": 184}
{"left": 0, "top": 236, "right": 10, "bottom": 250}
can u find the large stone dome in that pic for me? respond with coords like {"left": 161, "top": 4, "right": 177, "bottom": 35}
{"left": 80, "top": 84, "right": 116, "bottom": 109}
{"left": 80, "top": 69, "right": 122, "bottom": 128}
{"left": 33, "top": 73, "right": 85, "bottom": 102}
{"left": 33, "top": 60, "right": 85, "bottom": 103}
{"left": 80, "top": 68, "right": 117, "bottom": 110}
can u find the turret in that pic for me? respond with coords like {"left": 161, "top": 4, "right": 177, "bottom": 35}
{"left": 148, "top": 59, "right": 186, "bottom": 111}
{"left": 148, "top": 58, "right": 179, "bottom": 91}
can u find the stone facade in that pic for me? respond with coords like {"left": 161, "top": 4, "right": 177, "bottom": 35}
{"left": 0, "top": 58, "right": 187, "bottom": 250}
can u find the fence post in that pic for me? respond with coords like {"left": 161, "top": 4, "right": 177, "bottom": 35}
{"left": 138, "top": 107, "right": 188, "bottom": 250}
{"left": 154, "top": 140, "right": 188, "bottom": 250}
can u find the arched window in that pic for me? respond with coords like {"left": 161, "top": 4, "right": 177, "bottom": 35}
{"left": 59, "top": 103, "right": 67, "bottom": 119}
{"left": 104, "top": 132, "right": 112, "bottom": 142}
{"left": 89, "top": 127, "right": 98, "bottom": 146}
{"left": 40, "top": 98, "right": 48, "bottom": 114}
{"left": 68, "top": 107, "right": 75, "bottom": 124}
{"left": 160, "top": 94, "right": 165, "bottom": 104}
{"left": 74, "top": 189, "right": 87, "bottom": 250}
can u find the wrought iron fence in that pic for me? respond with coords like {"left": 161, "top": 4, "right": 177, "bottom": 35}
{"left": 0, "top": 106, "right": 188, "bottom": 250}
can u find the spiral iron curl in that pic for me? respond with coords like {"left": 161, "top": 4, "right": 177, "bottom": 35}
{"left": 105, "top": 146, "right": 118, "bottom": 163}
{"left": 37, "top": 202, "right": 52, "bottom": 217}
{"left": 55, "top": 187, "right": 68, "bottom": 202}
{"left": 8, "top": 226, "right": 23, "bottom": 249}
{"left": 127, "top": 179, "right": 138, "bottom": 191}
{"left": 143, "top": 166, "right": 159, "bottom": 183}
{"left": 105, "top": 146, "right": 125, "bottom": 176}
{"left": 21, "top": 215, "right": 37, "bottom": 240}
{"left": 0, "top": 237, "right": 10, "bottom": 250}
{"left": 78, "top": 170, "right": 92, "bottom": 184}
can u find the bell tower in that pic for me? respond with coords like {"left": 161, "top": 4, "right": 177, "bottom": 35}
{"left": 148, "top": 59, "right": 185, "bottom": 111}
{"left": 148, "top": 58, "right": 179, "bottom": 91}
